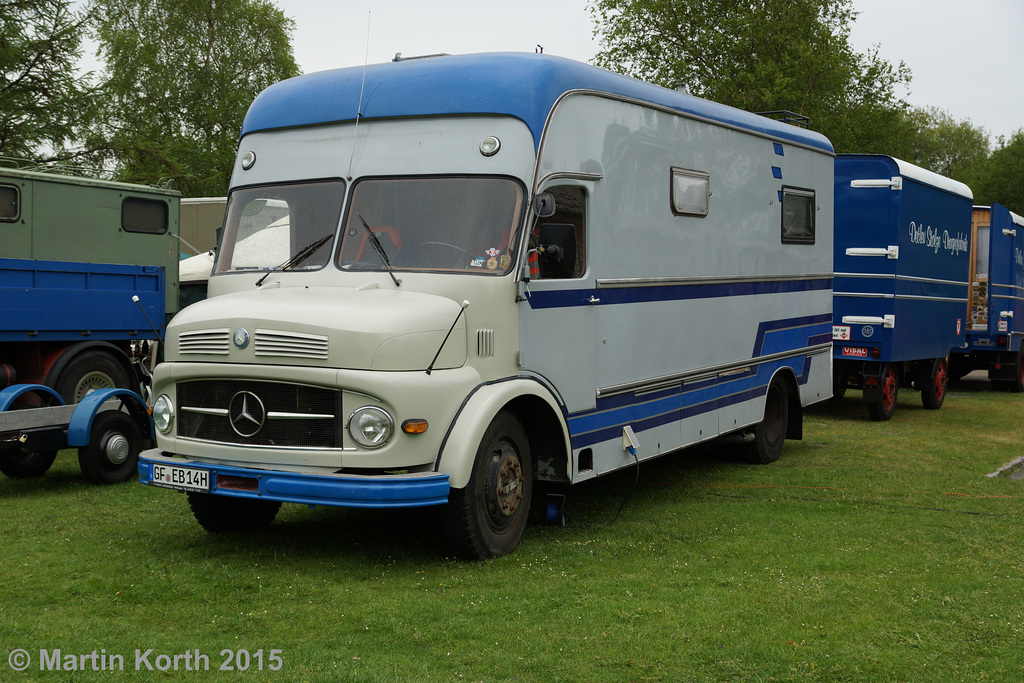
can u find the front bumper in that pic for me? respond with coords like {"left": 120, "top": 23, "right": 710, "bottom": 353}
{"left": 138, "top": 449, "right": 450, "bottom": 509}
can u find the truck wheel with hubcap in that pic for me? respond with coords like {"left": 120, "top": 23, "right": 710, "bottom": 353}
{"left": 444, "top": 410, "right": 532, "bottom": 559}
{"left": 867, "top": 364, "right": 898, "bottom": 421}
{"left": 187, "top": 492, "right": 282, "bottom": 533}
{"left": 919, "top": 358, "right": 948, "bottom": 410}
{"left": 53, "top": 349, "right": 133, "bottom": 404}
{"left": 742, "top": 377, "right": 788, "bottom": 464}
{"left": 77, "top": 410, "right": 143, "bottom": 484}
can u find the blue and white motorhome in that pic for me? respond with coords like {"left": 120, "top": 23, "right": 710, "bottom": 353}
{"left": 832, "top": 154, "right": 972, "bottom": 420}
{"left": 136, "top": 53, "right": 835, "bottom": 558}
{"left": 951, "top": 203, "right": 1024, "bottom": 391}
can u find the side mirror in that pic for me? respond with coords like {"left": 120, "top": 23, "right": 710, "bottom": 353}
{"left": 532, "top": 193, "right": 556, "bottom": 218}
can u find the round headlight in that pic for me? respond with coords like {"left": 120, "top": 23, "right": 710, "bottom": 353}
{"left": 240, "top": 151, "right": 256, "bottom": 170}
{"left": 479, "top": 136, "right": 501, "bottom": 157}
{"left": 349, "top": 406, "right": 394, "bottom": 448}
{"left": 153, "top": 394, "right": 174, "bottom": 433}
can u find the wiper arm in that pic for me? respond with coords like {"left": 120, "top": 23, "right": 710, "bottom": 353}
{"left": 255, "top": 233, "right": 332, "bottom": 287}
{"left": 359, "top": 215, "right": 400, "bottom": 287}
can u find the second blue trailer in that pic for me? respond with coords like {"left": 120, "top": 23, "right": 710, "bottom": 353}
{"left": 950, "top": 203, "right": 1024, "bottom": 391}
{"left": 832, "top": 154, "right": 973, "bottom": 420}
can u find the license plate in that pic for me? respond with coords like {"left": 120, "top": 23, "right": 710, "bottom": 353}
{"left": 150, "top": 463, "right": 210, "bottom": 492}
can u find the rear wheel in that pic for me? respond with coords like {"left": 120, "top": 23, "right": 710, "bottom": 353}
{"left": 443, "top": 411, "right": 532, "bottom": 559}
{"left": 53, "top": 349, "right": 133, "bottom": 404}
{"left": 867, "top": 364, "right": 898, "bottom": 421}
{"left": 742, "top": 377, "right": 788, "bottom": 464}
{"left": 187, "top": 492, "right": 282, "bottom": 533}
{"left": 77, "top": 410, "right": 143, "bottom": 484}
{"left": 0, "top": 389, "right": 60, "bottom": 479}
{"left": 919, "top": 358, "right": 948, "bottom": 410}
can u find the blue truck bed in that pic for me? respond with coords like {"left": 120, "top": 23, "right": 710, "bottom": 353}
{"left": 0, "top": 257, "right": 166, "bottom": 342}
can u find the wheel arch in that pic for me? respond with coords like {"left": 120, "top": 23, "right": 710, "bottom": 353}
{"left": 769, "top": 366, "right": 803, "bottom": 441}
{"left": 436, "top": 378, "right": 571, "bottom": 490}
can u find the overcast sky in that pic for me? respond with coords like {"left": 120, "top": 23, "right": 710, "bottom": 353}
{"left": 284, "top": 0, "right": 1023, "bottom": 144}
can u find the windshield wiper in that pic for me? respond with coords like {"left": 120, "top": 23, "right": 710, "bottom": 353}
{"left": 359, "top": 215, "right": 400, "bottom": 287}
{"left": 255, "top": 234, "right": 332, "bottom": 287}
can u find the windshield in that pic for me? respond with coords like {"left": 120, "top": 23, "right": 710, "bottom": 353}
{"left": 337, "top": 176, "right": 525, "bottom": 275}
{"left": 215, "top": 180, "right": 344, "bottom": 274}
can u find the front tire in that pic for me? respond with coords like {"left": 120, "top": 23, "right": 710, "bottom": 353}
{"left": 443, "top": 411, "right": 533, "bottom": 559}
{"left": 187, "top": 492, "right": 282, "bottom": 533}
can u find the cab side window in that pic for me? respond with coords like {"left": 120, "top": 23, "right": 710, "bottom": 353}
{"left": 534, "top": 185, "right": 586, "bottom": 279}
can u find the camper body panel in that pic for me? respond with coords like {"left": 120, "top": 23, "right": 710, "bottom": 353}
{"left": 522, "top": 93, "right": 833, "bottom": 479}
{"left": 136, "top": 53, "right": 835, "bottom": 557}
{"left": 832, "top": 155, "right": 972, "bottom": 417}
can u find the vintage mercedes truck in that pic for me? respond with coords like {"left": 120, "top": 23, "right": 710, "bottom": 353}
{"left": 137, "top": 53, "right": 835, "bottom": 558}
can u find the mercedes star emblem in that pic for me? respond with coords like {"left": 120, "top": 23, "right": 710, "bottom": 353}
{"left": 228, "top": 391, "right": 265, "bottom": 437}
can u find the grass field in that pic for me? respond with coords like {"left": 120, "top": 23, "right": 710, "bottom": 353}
{"left": 2, "top": 374, "right": 1023, "bottom": 681}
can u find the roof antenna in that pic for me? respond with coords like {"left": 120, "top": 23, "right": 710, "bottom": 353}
{"left": 347, "top": 12, "right": 371, "bottom": 181}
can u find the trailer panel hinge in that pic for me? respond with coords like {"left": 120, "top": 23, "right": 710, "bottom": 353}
{"left": 1002, "top": 228, "right": 1017, "bottom": 237}
{"left": 1000, "top": 310, "right": 1014, "bottom": 319}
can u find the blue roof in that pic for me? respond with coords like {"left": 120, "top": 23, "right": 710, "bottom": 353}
{"left": 240, "top": 52, "right": 834, "bottom": 154}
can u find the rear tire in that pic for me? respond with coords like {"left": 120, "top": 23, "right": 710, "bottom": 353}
{"left": 187, "top": 492, "right": 282, "bottom": 533}
{"left": 77, "top": 411, "right": 143, "bottom": 484}
{"left": 0, "top": 450, "right": 58, "bottom": 479}
{"left": 53, "top": 349, "right": 133, "bottom": 404}
{"left": 443, "top": 411, "right": 532, "bottom": 559}
{"left": 742, "top": 377, "right": 788, "bottom": 464}
{"left": 919, "top": 358, "right": 948, "bottom": 410}
{"left": 867, "top": 364, "right": 898, "bottom": 421}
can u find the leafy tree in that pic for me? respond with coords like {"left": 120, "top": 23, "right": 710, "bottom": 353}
{"left": 901, "top": 106, "right": 990, "bottom": 184}
{"left": 0, "top": 0, "right": 98, "bottom": 161}
{"left": 88, "top": 0, "right": 299, "bottom": 196}
{"left": 971, "top": 131, "right": 1024, "bottom": 214}
{"left": 589, "top": 0, "right": 912, "bottom": 153}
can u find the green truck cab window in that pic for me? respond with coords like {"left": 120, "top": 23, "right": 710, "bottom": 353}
{"left": 122, "top": 196, "right": 168, "bottom": 234}
{"left": 0, "top": 185, "right": 18, "bottom": 221}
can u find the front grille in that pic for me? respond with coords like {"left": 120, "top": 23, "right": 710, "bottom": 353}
{"left": 177, "top": 379, "right": 342, "bottom": 448}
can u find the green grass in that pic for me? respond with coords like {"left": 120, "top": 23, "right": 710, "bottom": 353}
{"left": 2, "top": 373, "right": 1023, "bottom": 681}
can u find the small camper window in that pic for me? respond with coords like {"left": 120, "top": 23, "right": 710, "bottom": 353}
{"left": 781, "top": 187, "right": 815, "bottom": 244}
{"left": 670, "top": 168, "right": 709, "bottom": 217}
{"left": 122, "top": 197, "right": 169, "bottom": 234}
{"left": 0, "top": 184, "right": 18, "bottom": 221}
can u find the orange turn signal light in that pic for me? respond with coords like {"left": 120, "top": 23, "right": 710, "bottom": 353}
{"left": 402, "top": 419, "right": 428, "bottom": 434}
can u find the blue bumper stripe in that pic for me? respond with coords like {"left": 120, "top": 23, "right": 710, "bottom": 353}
{"left": 138, "top": 457, "right": 450, "bottom": 509}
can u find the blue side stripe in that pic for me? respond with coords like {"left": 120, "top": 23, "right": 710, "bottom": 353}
{"left": 527, "top": 277, "right": 831, "bottom": 310}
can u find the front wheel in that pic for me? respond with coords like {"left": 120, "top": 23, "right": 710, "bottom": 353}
{"left": 742, "top": 377, "right": 789, "bottom": 464}
{"left": 919, "top": 358, "right": 948, "bottom": 410}
{"left": 187, "top": 492, "right": 282, "bottom": 533}
{"left": 443, "top": 411, "right": 533, "bottom": 559}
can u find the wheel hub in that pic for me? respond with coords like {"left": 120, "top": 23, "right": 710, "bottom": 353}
{"left": 103, "top": 432, "right": 131, "bottom": 464}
